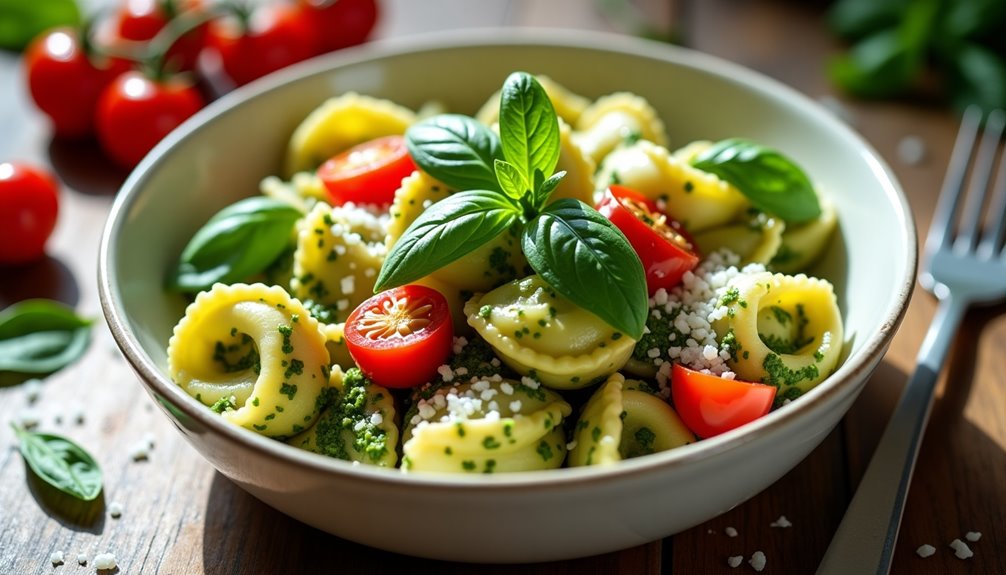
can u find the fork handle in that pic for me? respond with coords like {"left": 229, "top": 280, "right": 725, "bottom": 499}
{"left": 816, "top": 296, "right": 967, "bottom": 575}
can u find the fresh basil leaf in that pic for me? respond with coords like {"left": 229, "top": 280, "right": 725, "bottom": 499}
{"left": 945, "top": 43, "right": 1006, "bottom": 112}
{"left": 499, "top": 72, "right": 561, "bottom": 189}
{"left": 534, "top": 170, "right": 566, "bottom": 207}
{"left": 494, "top": 159, "right": 527, "bottom": 201}
{"left": 827, "top": 0, "right": 913, "bottom": 40}
{"left": 0, "top": 300, "right": 92, "bottom": 374}
{"left": 521, "top": 199, "right": 647, "bottom": 339}
{"left": 11, "top": 424, "right": 103, "bottom": 501}
{"left": 691, "top": 139, "right": 821, "bottom": 224}
{"left": 170, "top": 197, "right": 302, "bottom": 292}
{"left": 405, "top": 114, "right": 503, "bottom": 192}
{"left": 374, "top": 190, "right": 521, "bottom": 291}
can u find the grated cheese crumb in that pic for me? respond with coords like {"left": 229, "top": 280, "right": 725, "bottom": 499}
{"left": 916, "top": 544, "right": 936, "bottom": 558}
{"left": 726, "top": 555, "right": 743, "bottom": 568}
{"left": 725, "top": 526, "right": 738, "bottom": 537}
{"left": 24, "top": 378, "right": 43, "bottom": 404}
{"left": 50, "top": 551, "right": 64, "bottom": 566}
{"left": 15, "top": 408, "right": 42, "bottom": 429}
{"left": 93, "top": 552, "right": 117, "bottom": 570}
{"left": 949, "top": 539, "right": 973, "bottom": 559}
{"left": 965, "top": 531, "right": 982, "bottom": 542}
{"left": 770, "top": 515, "right": 792, "bottom": 528}
{"left": 749, "top": 551, "right": 766, "bottom": 572}
{"left": 77, "top": 554, "right": 87, "bottom": 565}
{"left": 108, "top": 502, "right": 123, "bottom": 518}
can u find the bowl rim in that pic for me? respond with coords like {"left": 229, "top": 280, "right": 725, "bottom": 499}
{"left": 98, "top": 27, "right": 918, "bottom": 490}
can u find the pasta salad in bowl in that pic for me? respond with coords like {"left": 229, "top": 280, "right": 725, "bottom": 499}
{"left": 98, "top": 30, "right": 915, "bottom": 562}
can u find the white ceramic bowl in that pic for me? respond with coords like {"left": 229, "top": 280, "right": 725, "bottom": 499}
{"left": 98, "top": 29, "right": 916, "bottom": 563}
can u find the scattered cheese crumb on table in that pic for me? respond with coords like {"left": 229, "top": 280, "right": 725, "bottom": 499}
{"left": 770, "top": 515, "right": 792, "bottom": 528}
{"left": 108, "top": 502, "right": 123, "bottom": 518}
{"left": 949, "top": 539, "right": 973, "bottom": 559}
{"left": 93, "top": 552, "right": 117, "bottom": 571}
{"left": 916, "top": 544, "right": 936, "bottom": 558}
{"left": 77, "top": 553, "right": 87, "bottom": 565}
{"left": 725, "top": 526, "right": 738, "bottom": 537}
{"left": 726, "top": 555, "right": 743, "bottom": 568}
{"left": 965, "top": 531, "right": 982, "bottom": 542}
{"left": 50, "top": 551, "right": 64, "bottom": 566}
{"left": 749, "top": 551, "right": 766, "bottom": 572}
{"left": 897, "top": 135, "right": 926, "bottom": 166}
{"left": 24, "top": 379, "right": 42, "bottom": 403}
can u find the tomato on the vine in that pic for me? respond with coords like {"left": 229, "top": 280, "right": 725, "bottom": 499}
{"left": 298, "top": 0, "right": 378, "bottom": 53}
{"left": 0, "top": 162, "right": 60, "bottom": 265}
{"left": 343, "top": 285, "right": 454, "bottom": 389}
{"left": 596, "top": 185, "right": 699, "bottom": 295}
{"left": 670, "top": 363, "right": 776, "bottom": 439}
{"left": 206, "top": 3, "right": 319, "bottom": 87}
{"left": 95, "top": 70, "right": 204, "bottom": 168}
{"left": 112, "top": 0, "right": 208, "bottom": 72}
{"left": 24, "top": 27, "right": 131, "bottom": 138}
{"left": 317, "top": 135, "right": 416, "bottom": 207}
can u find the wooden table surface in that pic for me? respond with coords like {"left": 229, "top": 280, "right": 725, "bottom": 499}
{"left": 2, "top": 0, "right": 1004, "bottom": 573}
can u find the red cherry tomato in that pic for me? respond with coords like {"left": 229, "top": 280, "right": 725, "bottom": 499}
{"left": 317, "top": 136, "right": 416, "bottom": 207}
{"left": 344, "top": 285, "right": 454, "bottom": 389}
{"left": 95, "top": 70, "right": 204, "bottom": 169}
{"left": 113, "top": 0, "right": 207, "bottom": 72}
{"left": 298, "top": 0, "right": 378, "bottom": 53}
{"left": 0, "top": 163, "right": 60, "bottom": 265}
{"left": 596, "top": 185, "right": 700, "bottom": 295}
{"left": 670, "top": 363, "right": 776, "bottom": 439}
{"left": 206, "top": 3, "right": 319, "bottom": 87}
{"left": 24, "top": 27, "right": 131, "bottom": 138}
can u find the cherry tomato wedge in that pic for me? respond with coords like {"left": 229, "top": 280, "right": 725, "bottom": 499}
{"left": 0, "top": 162, "right": 60, "bottom": 265}
{"left": 670, "top": 363, "right": 776, "bottom": 439}
{"left": 343, "top": 285, "right": 453, "bottom": 389}
{"left": 317, "top": 135, "right": 416, "bottom": 207}
{"left": 596, "top": 185, "right": 699, "bottom": 295}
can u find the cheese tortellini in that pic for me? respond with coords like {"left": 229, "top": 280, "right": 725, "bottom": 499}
{"left": 167, "top": 283, "right": 331, "bottom": 437}
{"left": 464, "top": 275, "right": 636, "bottom": 389}
{"left": 573, "top": 93, "right": 667, "bottom": 164}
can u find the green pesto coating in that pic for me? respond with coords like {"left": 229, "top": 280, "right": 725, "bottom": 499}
{"left": 310, "top": 368, "right": 389, "bottom": 463}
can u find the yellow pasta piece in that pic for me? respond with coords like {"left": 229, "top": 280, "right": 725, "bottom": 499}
{"left": 260, "top": 173, "right": 329, "bottom": 214}
{"left": 769, "top": 194, "right": 838, "bottom": 273}
{"left": 548, "top": 119, "right": 596, "bottom": 206}
{"left": 692, "top": 212, "right": 785, "bottom": 266}
{"left": 464, "top": 275, "right": 636, "bottom": 389}
{"left": 320, "top": 322, "right": 355, "bottom": 370}
{"left": 712, "top": 271, "right": 843, "bottom": 400}
{"left": 568, "top": 374, "right": 694, "bottom": 466}
{"left": 573, "top": 92, "right": 667, "bottom": 165}
{"left": 596, "top": 140, "right": 749, "bottom": 233}
{"left": 475, "top": 75, "right": 592, "bottom": 126}
{"left": 284, "top": 92, "right": 416, "bottom": 176}
{"left": 401, "top": 377, "right": 572, "bottom": 473}
{"left": 288, "top": 367, "right": 398, "bottom": 467}
{"left": 291, "top": 202, "right": 387, "bottom": 324}
{"left": 167, "top": 283, "right": 331, "bottom": 438}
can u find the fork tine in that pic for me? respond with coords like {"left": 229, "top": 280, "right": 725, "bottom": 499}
{"left": 977, "top": 113, "right": 1006, "bottom": 260}
{"left": 927, "top": 105, "right": 983, "bottom": 256}
{"left": 955, "top": 108, "right": 1006, "bottom": 254}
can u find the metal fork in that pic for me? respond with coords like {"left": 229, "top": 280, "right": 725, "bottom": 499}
{"left": 817, "top": 106, "right": 1006, "bottom": 574}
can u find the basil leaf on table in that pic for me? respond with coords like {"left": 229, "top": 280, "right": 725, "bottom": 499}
{"left": 11, "top": 424, "right": 103, "bottom": 501}
{"left": 691, "top": 138, "right": 821, "bottom": 224}
{"left": 374, "top": 190, "right": 521, "bottom": 291}
{"left": 521, "top": 199, "right": 647, "bottom": 339}
{"left": 498, "top": 71, "right": 561, "bottom": 204}
{"left": 0, "top": 299, "right": 92, "bottom": 374}
{"left": 169, "top": 196, "right": 302, "bottom": 293}
{"left": 405, "top": 114, "right": 503, "bottom": 192}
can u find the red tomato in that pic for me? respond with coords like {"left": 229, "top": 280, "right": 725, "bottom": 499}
{"left": 113, "top": 0, "right": 207, "bottom": 72}
{"left": 95, "top": 70, "right": 204, "bottom": 169}
{"left": 596, "top": 185, "right": 700, "bottom": 295}
{"left": 0, "top": 163, "right": 60, "bottom": 265}
{"left": 670, "top": 363, "right": 776, "bottom": 439}
{"left": 344, "top": 285, "right": 453, "bottom": 389}
{"left": 298, "top": 0, "right": 378, "bottom": 53}
{"left": 24, "top": 27, "right": 131, "bottom": 138}
{"left": 206, "top": 4, "right": 319, "bottom": 87}
{"left": 317, "top": 136, "right": 416, "bottom": 207}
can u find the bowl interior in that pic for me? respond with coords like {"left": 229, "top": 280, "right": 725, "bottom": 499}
{"left": 102, "top": 30, "right": 914, "bottom": 478}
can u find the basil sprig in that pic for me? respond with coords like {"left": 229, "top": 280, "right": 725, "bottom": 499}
{"left": 0, "top": 299, "right": 92, "bottom": 375}
{"left": 376, "top": 72, "right": 647, "bottom": 338}
{"left": 11, "top": 424, "right": 103, "bottom": 501}
{"left": 691, "top": 138, "right": 822, "bottom": 224}
{"left": 169, "top": 196, "right": 302, "bottom": 293}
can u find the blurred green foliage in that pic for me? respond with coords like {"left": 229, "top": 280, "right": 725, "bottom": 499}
{"left": 828, "top": 0, "right": 1006, "bottom": 111}
{"left": 0, "top": 0, "right": 81, "bottom": 51}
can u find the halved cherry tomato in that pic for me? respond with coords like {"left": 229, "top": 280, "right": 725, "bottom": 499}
{"left": 596, "top": 185, "right": 699, "bottom": 295}
{"left": 24, "top": 27, "right": 131, "bottom": 138}
{"left": 317, "top": 135, "right": 416, "bottom": 207}
{"left": 0, "top": 162, "right": 60, "bottom": 265}
{"left": 343, "top": 285, "right": 453, "bottom": 389}
{"left": 113, "top": 0, "right": 207, "bottom": 72}
{"left": 95, "top": 70, "right": 205, "bottom": 168}
{"left": 670, "top": 363, "right": 776, "bottom": 439}
{"left": 298, "top": 0, "right": 378, "bottom": 53}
